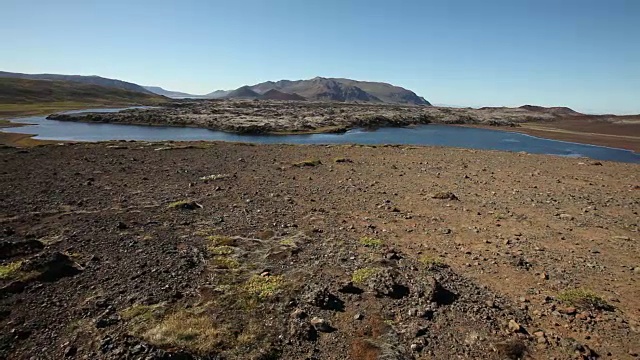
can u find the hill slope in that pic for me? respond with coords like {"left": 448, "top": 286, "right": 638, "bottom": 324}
{"left": 0, "top": 78, "right": 166, "bottom": 117}
{"left": 249, "top": 77, "right": 430, "bottom": 105}
{"left": 144, "top": 86, "right": 198, "bottom": 98}
{"left": 0, "top": 71, "right": 153, "bottom": 94}
{"left": 224, "top": 86, "right": 261, "bottom": 99}
{"left": 260, "top": 89, "right": 306, "bottom": 101}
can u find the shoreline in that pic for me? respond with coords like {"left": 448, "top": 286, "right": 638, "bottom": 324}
{"left": 1, "top": 115, "right": 639, "bottom": 155}
{"left": 465, "top": 123, "right": 640, "bottom": 153}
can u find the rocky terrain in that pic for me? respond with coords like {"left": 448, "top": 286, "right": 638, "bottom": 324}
{"left": 1, "top": 141, "right": 638, "bottom": 359}
{"left": 46, "top": 100, "right": 570, "bottom": 135}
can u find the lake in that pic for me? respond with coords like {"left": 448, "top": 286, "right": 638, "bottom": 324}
{"left": 2, "top": 108, "right": 639, "bottom": 163}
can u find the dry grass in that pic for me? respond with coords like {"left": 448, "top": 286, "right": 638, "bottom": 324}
{"left": 143, "top": 310, "right": 222, "bottom": 354}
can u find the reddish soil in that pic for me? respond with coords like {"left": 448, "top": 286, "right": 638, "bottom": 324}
{"left": 0, "top": 142, "right": 638, "bottom": 359}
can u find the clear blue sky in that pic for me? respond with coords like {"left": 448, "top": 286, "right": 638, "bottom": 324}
{"left": 2, "top": 0, "right": 639, "bottom": 114}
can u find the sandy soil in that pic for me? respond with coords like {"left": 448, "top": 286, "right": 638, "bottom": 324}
{"left": 1, "top": 142, "right": 638, "bottom": 359}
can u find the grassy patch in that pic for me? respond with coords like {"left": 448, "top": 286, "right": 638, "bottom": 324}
{"left": 352, "top": 267, "right": 380, "bottom": 284}
{"left": 279, "top": 238, "right": 296, "bottom": 247}
{"left": 206, "top": 235, "right": 234, "bottom": 246}
{"left": 244, "top": 275, "right": 285, "bottom": 299}
{"left": 558, "top": 288, "right": 612, "bottom": 311}
{"left": 419, "top": 255, "right": 447, "bottom": 269}
{"left": 208, "top": 245, "right": 235, "bottom": 255}
{"left": 359, "top": 236, "right": 383, "bottom": 248}
{"left": 292, "top": 159, "right": 322, "bottom": 167}
{"left": 121, "top": 303, "right": 167, "bottom": 321}
{"left": 0, "top": 261, "right": 23, "bottom": 279}
{"left": 211, "top": 256, "right": 240, "bottom": 270}
{"left": 143, "top": 310, "right": 222, "bottom": 354}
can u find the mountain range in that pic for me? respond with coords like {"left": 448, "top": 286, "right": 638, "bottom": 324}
{"left": 0, "top": 71, "right": 430, "bottom": 105}
{"left": 145, "top": 77, "right": 430, "bottom": 105}
{"left": 0, "top": 71, "right": 153, "bottom": 95}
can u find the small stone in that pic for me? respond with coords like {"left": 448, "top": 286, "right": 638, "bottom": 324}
{"left": 559, "top": 214, "right": 573, "bottom": 220}
{"left": 116, "top": 222, "right": 128, "bottom": 230}
{"left": 353, "top": 313, "right": 364, "bottom": 321}
{"left": 485, "top": 300, "right": 495, "bottom": 308}
{"left": 508, "top": 319, "right": 523, "bottom": 333}
{"left": 64, "top": 346, "right": 77, "bottom": 357}
{"left": 291, "top": 309, "right": 307, "bottom": 319}
{"left": 310, "top": 317, "right": 332, "bottom": 332}
{"left": 533, "top": 331, "right": 545, "bottom": 338}
{"left": 540, "top": 272, "right": 549, "bottom": 280}
{"left": 562, "top": 307, "right": 577, "bottom": 315}
{"left": 410, "top": 343, "right": 423, "bottom": 352}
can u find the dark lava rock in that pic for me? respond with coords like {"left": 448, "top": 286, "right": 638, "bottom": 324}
{"left": 0, "top": 240, "right": 45, "bottom": 260}
{"left": 19, "top": 252, "right": 83, "bottom": 282}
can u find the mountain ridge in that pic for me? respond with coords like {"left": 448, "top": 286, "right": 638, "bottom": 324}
{"left": 0, "top": 71, "right": 153, "bottom": 95}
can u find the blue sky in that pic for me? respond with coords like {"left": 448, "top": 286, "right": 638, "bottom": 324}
{"left": 2, "top": 0, "right": 639, "bottom": 114}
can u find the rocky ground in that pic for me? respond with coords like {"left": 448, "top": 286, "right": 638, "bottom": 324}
{"left": 45, "top": 100, "right": 565, "bottom": 135}
{"left": 1, "top": 141, "right": 639, "bottom": 359}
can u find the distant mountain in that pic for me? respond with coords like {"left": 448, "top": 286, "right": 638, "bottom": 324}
{"left": 260, "top": 89, "right": 306, "bottom": 101}
{"left": 0, "top": 77, "right": 166, "bottom": 105}
{"left": 518, "top": 105, "right": 582, "bottom": 116}
{"left": 224, "top": 86, "right": 260, "bottom": 99}
{"left": 205, "top": 90, "right": 231, "bottom": 99}
{"left": 0, "top": 71, "right": 153, "bottom": 94}
{"left": 144, "top": 86, "right": 198, "bottom": 98}
{"left": 247, "top": 77, "right": 430, "bottom": 105}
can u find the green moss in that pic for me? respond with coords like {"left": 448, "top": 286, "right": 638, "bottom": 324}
{"left": 419, "top": 255, "right": 447, "bottom": 269}
{"left": 292, "top": 159, "right": 321, "bottom": 167}
{"left": 207, "top": 235, "right": 235, "bottom": 246}
{"left": 279, "top": 238, "right": 296, "bottom": 247}
{"left": 0, "top": 261, "right": 23, "bottom": 280}
{"left": 208, "top": 245, "right": 235, "bottom": 255}
{"left": 244, "top": 275, "right": 285, "bottom": 299}
{"left": 352, "top": 267, "right": 380, "bottom": 284}
{"left": 359, "top": 236, "right": 383, "bottom": 248}
{"left": 168, "top": 200, "right": 190, "bottom": 209}
{"left": 211, "top": 256, "right": 240, "bottom": 270}
{"left": 558, "top": 288, "right": 611, "bottom": 311}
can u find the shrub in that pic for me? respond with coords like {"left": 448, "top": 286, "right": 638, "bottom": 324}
{"left": 558, "top": 288, "right": 612, "bottom": 311}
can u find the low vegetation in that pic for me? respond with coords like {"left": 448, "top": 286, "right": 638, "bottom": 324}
{"left": 0, "top": 77, "right": 166, "bottom": 118}
{"left": 419, "top": 255, "right": 447, "bottom": 269}
{"left": 143, "top": 310, "right": 222, "bottom": 354}
{"left": 244, "top": 275, "right": 285, "bottom": 299}
{"left": 359, "top": 236, "right": 383, "bottom": 248}
{"left": 211, "top": 256, "right": 240, "bottom": 270}
{"left": 352, "top": 267, "right": 380, "bottom": 284}
{"left": 558, "top": 288, "right": 612, "bottom": 311}
{"left": 208, "top": 245, "right": 234, "bottom": 255}
{"left": 206, "top": 235, "right": 234, "bottom": 246}
{"left": 0, "top": 261, "right": 23, "bottom": 279}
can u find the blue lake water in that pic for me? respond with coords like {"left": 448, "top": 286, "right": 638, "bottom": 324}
{"left": 2, "top": 108, "right": 639, "bottom": 163}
